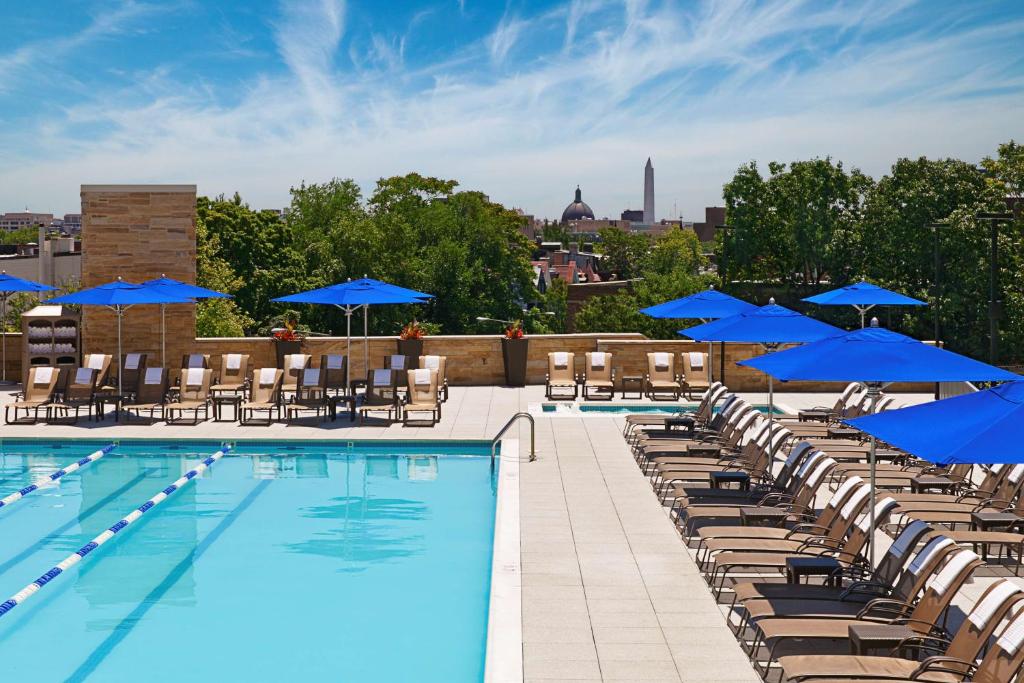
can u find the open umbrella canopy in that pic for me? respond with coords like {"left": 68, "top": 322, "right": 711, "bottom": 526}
{"left": 47, "top": 280, "right": 188, "bottom": 306}
{"left": 273, "top": 278, "right": 432, "bottom": 306}
{"left": 847, "top": 381, "right": 1024, "bottom": 465}
{"left": 737, "top": 323, "right": 1019, "bottom": 383}
{"left": 640, "top": 288, "right": 756, "bottom": 320}
{"left": 141, "top": 276, "right": 231, "bottom": 300}
{"left": 803, "top": 280, "right": 927, "bottom": 307}
{"left": 680, "top": 301, "right": 843, "bottom": 344}
{"left": 0, "top": 272, "right": 55, "bottom": 294}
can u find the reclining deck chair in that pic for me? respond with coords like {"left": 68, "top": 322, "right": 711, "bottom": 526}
{"left": 122, "top": 367, "right": 169, "bottom": 422}
{"left": 644, "top": 352, "right": 681, "bottom": 401}
{"left": 545, "top": 352, "right": 577, "bottom": 400}
{"left": 6, "top": 366, "right": 59, "bottom": 424}
{"left": 581, "top": 352, "right": 614, "bottom": 400}
{"left": 404, "top": 368, "right": 441, "bottom": 426}
{"left": 240, "top": 368, "right": 282, "bottom": 425}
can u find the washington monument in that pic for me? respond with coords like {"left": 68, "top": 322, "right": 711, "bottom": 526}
{"left": 643, "top": 157, "right": 654, "bottom": 224}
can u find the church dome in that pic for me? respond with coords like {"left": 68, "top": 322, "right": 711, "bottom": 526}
{"left": 561, "top": 186, "right": 595, "bottom": 222}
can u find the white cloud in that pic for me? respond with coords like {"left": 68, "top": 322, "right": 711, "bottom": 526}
{"left": 486, "top": 12, "right": 527, "bottom": 65}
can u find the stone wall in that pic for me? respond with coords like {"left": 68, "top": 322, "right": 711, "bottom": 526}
{"left": 80, "top": 185, "right": 197, "bottom": 365}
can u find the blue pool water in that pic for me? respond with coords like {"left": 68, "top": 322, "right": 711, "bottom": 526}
{"left": 0, "top": 440, "right": 497, "bottom": 682}
{"left": 541, "top": 403, "right": 784, "bottom": 415}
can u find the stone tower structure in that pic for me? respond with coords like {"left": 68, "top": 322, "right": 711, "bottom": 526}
{"left": 643, "top": 157, "right": 654, "bottom": 224}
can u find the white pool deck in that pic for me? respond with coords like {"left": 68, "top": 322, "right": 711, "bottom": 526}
{"left": 0, "top": 386, "right": 949, "bottom": 682}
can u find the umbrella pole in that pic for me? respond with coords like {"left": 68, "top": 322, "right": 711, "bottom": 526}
{"left": 702, "top": 319, "right": 713, "bottom": 384}
{"left": 116, "top": 305, "right": 124, "bottom": 396}
{"left": 1, "top": 293, "right": 7, "bottom": 384}
{"left": 161, "top": 303, "right": 166, "bottom": 368}
{"left": 346, "top": 306, "right": 352, "bottom": 393}
{"left": 363, "top": 305, "right": 368, "bottom": 377}
{"left": 865, "top": 382, "right": 881, "bottom": 568}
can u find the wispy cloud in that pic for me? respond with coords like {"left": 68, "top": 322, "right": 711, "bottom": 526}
{"left": 486, "top": 11, "right": 527, "bottom": 65}
{"left": 272, "top": 0, "right": 346, "bottom": 123}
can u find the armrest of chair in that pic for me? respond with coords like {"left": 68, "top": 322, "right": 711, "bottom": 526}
{"left": 889, "top": 635, "right": 951, "bottom": 660}
{"left": 909, "top": 656, "right": 977, "bottom": 680}
{"left": 785, "top": 522, "right": 830, "bottom": 538}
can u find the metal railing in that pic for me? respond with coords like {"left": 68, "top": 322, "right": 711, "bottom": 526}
{"left": 491, "top": 412, "right": 536, "bottom": 464}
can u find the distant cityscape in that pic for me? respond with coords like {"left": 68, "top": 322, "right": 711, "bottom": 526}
{"left": 0, "top": 211, "right": 82, "bottom": 235}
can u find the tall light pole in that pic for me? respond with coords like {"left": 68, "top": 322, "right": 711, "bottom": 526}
{"left": 975, "top": 212, "right": 1013, "bottom": 365}
{"left": 927, "top": 223, "right": 949, "bottom": 399}
{"left": 714, "top": 223, "right": 736, "bottom": 385}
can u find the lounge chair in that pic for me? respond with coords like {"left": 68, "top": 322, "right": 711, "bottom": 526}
{"left": 48, "top": 367, "right": 98, "bottom": 424}
{"left": 404, "top": 368, "right": 441, "bottom": 426}
{"left": 165, "top": 367, "right": 212, "bottom": 424}
{"left": 581, "top": 352, "right": 614, "bottom": 400}
{"left": 358, "top": 369, "right": 401, "bottom": 423}
{"left": 285, "top": 368, "right": 329, "bottom": 423}
{"left": 680, "top": 351, "right": 709, "bottom": 398}
{"left": 320, "top": 354, "right": 349, "bottom": 396}
{"left": 281, "top": 353, "right": 311, "bottom": 400}
{"left": 624, "top": 383, "right": 727, "bottom": 438}
{"left": 644, "top": 352, "right": 681, "bottom": 400}
{"left": 181, "top": 353, "right": 210, "bottom": 369}
{"left": 384, "top": 354, "right": 410, "bottom": 370}
{"left": 6, "top": 366, "right": 59, "bottom": 424}
{"left": 545, "top": 352, "right": 577, "bottom": 400}
{"left": 419, "top": 355, "right": 448, "bottom": 402}
{"left": 122, "top": 367, "right": 169, "bottom": 422}
{"left": 99, "top": 352, "right": 146, "bottom": 397}
{"left": 82, "top": 353, "right": 113, "bottom": 390}
{"left": 789, "top": 382, "right": 861, "bottom": 423}
{"left": 212, "top": 353, "right": 249, "bottom": 396}
{"left": 240, "top": 368, "right": 282, "bottom": 425}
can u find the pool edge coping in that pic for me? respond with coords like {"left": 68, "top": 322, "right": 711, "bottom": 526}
{"left": 484, "top": 436, "right": 523, "bottom": 683}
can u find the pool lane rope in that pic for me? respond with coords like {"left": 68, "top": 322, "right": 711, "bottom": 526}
{"left": 0, "top": 444, "right": 117, "bottom": 511}
{"left": 0, "top": 445, "right": 231, "bottom": 619}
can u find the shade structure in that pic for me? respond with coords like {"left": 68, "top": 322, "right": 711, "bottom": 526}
{"left": 47, "top": 279, "right": 189, "bottom": 394}
{"left": 142, "top": 276, "right": 231, "bottom": 367}
{"left": 0, "top": 271, "right": 55, "bottom": 383}
{"left": 273, "top": 278, "right": 433, "bottom": 390}
{"left": 803, "top": 280, "right": 927, "bottom": 328}
{"left": 848, "top": 381, "right": 1024, "bottom": 465}
{"left": 641, "top": 288, "right": 757, "bottom": 382}
{"left": 738, "top": 320, "right": 1019, "bottom": 564}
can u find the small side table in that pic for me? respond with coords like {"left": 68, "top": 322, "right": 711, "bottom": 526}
{"left": 710, "top": 471, "right": 750, "bottom": 491}
{"left": 798, "top": 409, "right": 831, "bottom": 422}
{"left": 740, "top": 507, "right": 790, "bottom": 527}
{"left": 212, "top": 394, "right": 242, "bottom": 422}
{"left": 785, "top": 557, "right": 842, "bottom": 586}
{"left": 848, "top": 623, "right": 916, "bottom": 656}
{"left": 664, "top": 417, "right": 695, "bottom": 437}
{"left": 971, "top": 511, "right": 1020, "bottom": 532}
{"left": 687, "top": 444, "right": 722, "bottom": 458}
{"left": 620, "top": 375, "right": 643, "bottom": 399}
{"left": 827, "top": 427, "right": 861, "bottom": 440}
{"left": 95, "top": 394, "right": 126, "bottom": 422}
{"left": 911, "top": 475, "right": 958, "bottom": 494}
{"left": 328, "top": 394, "right": 357, "bottom": 422}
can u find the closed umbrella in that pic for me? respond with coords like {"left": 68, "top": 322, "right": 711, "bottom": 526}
{"left": 0, "top": 272, "right": 55, "bottom": 384}
{"left": 738, "top": 319, "right": 1018, "bottom": 563}
{"left": 640, "top": 287, "right": 756, "bottom": 382}
{"left": 141, "top": 275, "right": 231, "bottom": 367}
{"left": 46, "top": 278, "right": 189, "bottom": 394}
{"left": 273, "top": 278, "right": 432, "bottom": 390}
{"left": 803, "top": 280, "right": 927, "bottom": 328}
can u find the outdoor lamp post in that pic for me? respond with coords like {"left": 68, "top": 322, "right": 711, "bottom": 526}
{"left": 975, "top": 212, "right": 1013, "bottom": 365}
{"left": 714, "top": 224, "right": 736, "bottom": 384}
{"left": 927, "top": 222, "right": 950, "bottom": 399}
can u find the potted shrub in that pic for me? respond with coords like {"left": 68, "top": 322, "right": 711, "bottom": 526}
{"left": 397, "top": 320, "right": 426, "bottom": 359}
{"left": 500, "top": 321, "right": 528, "bottom": 387}
{"left": 272, "top": 316, "right": 304, "bottom": 368}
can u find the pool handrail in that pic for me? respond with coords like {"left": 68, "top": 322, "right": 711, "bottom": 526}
{"left": 491, "top": 412, "right": 536, "bottom": 463}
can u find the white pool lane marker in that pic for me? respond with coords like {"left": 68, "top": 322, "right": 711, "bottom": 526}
{"left": 0, "top": 445, "right": 231, "bottom": 618}
{"left": 0, "top": 444, "right": 117, "bottom": 511}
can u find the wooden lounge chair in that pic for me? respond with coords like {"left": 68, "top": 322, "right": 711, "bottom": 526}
{"left": 281, "top": 353, "right": 311, "bottom": 400}
{"left": 122, "top": 367, "right": 169, "bottom": 422}
{"left": 285, "top": 368, "right": 329, "bottom": 423}
{"left": 358, "top": 369, "right": 401, "bottom": 423}
{"left": 680, "top": 350, "right": 709, "bottom": 399}
{"left": 165, "top": 367, "right": 212, "bottom": 424}
{"left": 790, "top": 382, "right": 862, "bottom": 423}
{"left": 545, "top": 352, "right": 577, "bottom": 400}
{"left": 240, "top": 368, "right": 282, "bottom": 425}
{"left": 82, "top": 353, "right": 113, "bottom": 390}
{"left": 404, "top": 368, "right": 441, "bottom": 426}
{"left": 100, "top": 352, "right": 146, "bottom": 397}
{"left": 6, "top": 366, "right": 59, "bottom": 424}
{"left": 320, "top": 354, "right": 348, "bottom": 396}
{"left": 212, "top": 353, "right": 249, "bottom": 395}
{"left": 581, "top": 352, "right": 614, "bottom": 400}
{"left": 48, "top": 367, "right": 98, "bottom": 424}
{"left": 644, "top": 352, "right": 681, "bottom": 400}
{"left": 419, "top": 355, "right": 448, "bottom": 402}
{"left": 624, "top": 383, "right": 727, "bottom": 438}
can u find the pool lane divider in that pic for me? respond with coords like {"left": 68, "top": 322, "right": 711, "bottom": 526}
{"left": 0, "top": 445, "right": 231, "bottom": 619}
{"left": 0, "top": 444, "right": 117, "bottom": 511}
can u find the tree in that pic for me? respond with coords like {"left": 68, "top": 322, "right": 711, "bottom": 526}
{"left": 194, "top": 214, "right": 253, "bottom": 337}
{"left": 596, "top": 228, "right": 649, "bottom": 279}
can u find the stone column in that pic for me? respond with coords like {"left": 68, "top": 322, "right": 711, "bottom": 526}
{"left": 80, "top": 185, "right": 197, "bottom": 367}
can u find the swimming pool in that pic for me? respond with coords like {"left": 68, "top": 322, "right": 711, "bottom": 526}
{"left": 0, "top": 439, "right": 497, "bottom": 682}
{"left": 540, "top": 403, "right": 785, "bottom": 415}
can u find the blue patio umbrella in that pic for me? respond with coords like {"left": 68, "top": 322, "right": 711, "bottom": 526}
{"left": 0, "top": 271, "right": 55, "bottom": 383}
{"left": 47, "top": 278, "right": 190, "bottom": 393}
{"left": 681, "top": 300, "right": 844, "bottom": 457}
{"left": 803, "top": 280, "right": 927, "bottom": 328}
{"left": 640, "top": 287, "right": 757, "bottom": 382}
{"left": 142, "top": 275, "right": 231, "bottom": 367}
{"left": 847, "top": 381, "right": 1024, "bottom": 465}
{"left": 273, "top": 278, "right": 433, "bottom": 389}
{"left": 739, "top": 320, "right": 1018, "bottom": 562}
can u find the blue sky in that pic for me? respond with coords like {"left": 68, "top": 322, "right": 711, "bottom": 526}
{"left": 1, "top": 0, "right": 1022, "bottom": 219}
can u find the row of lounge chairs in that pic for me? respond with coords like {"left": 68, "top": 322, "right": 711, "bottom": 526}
{"left": 544, "top": 350, "right": 710, "bottom": 400}
{"left": 623, "top": 382, "right": 1024, "bottom": 681}
{"left": 7, "top": 352, "right": 449, "bottom": 427}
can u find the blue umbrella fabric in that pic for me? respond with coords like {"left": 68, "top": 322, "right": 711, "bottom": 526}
{"left": 0, "top": 271, "right": 55, "bottom": 383}
{"left": 847, "top": 381, "right": 1024, "bottom": 465}
{"left": 680, "top": 301, "right": 844, "bottom": 344}
{"left": 143, "top": 276, "right": 231, "bottom": 367}
{"left": 48, "top": 279, "right": 189, "bottom": 393}
{"left": 640, "top": 287, "right": 757, "bottom": 320}
{"left": 803, "top": 280, "right": 927, "bottom": 328}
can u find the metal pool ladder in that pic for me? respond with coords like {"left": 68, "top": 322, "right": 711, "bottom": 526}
{"left": 491, "top": 412, "right": 536, "bottom": 464}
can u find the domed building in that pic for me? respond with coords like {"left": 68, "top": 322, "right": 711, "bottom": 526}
{"left": 561, "top": 186, "right": 594, "bottom": 222}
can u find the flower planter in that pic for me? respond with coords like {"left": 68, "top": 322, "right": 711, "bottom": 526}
{"left": 397, "top": 338, "right": 424, "bottom": 360}
{"left": 274, "top": 340, "right": 302, "bottom": 368}
{"left": 501, "top": 337, "right": 529, "bottom": 387}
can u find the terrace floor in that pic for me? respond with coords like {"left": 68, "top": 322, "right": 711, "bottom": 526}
{"left": 0, "top": 386, "right": 947, "bottom": 682}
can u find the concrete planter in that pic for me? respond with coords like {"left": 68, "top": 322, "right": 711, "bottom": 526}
{"left": 397, "top": 338, "right": 424, "bottom": 360}
{"left": 501, "top": 338, "right": 529, "bottom": 387}
{"left": 274, "top": 339, "right": 302, "bottom": 368}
